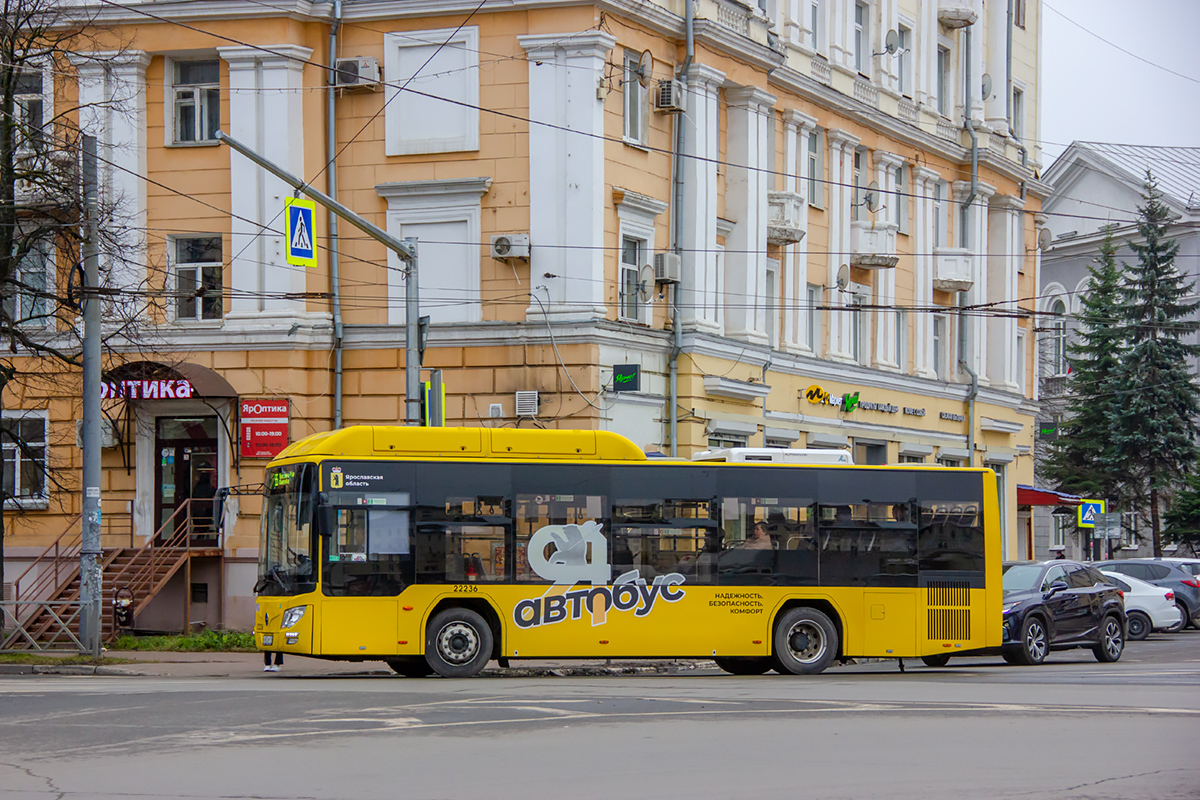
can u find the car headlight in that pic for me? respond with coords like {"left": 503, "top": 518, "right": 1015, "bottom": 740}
{"left": 281, "top": 606, "right": 306, "bottom": 629}
{"left": 1002, "top": 601, "right": 1021, "bottom": 614}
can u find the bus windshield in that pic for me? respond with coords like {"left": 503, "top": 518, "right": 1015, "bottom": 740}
{"left": 257, "top": 463, "right": 316, "bottom": 596}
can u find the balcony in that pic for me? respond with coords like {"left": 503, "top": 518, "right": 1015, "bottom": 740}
{"left": 849, "top": 220, "right": 899, "bottom": 269}
{"left": 938, "top": 0, "right": 978, "bottom": 28}
{"left": 933, "top": 247, "right": 973, "bottom": 291}
{"left": 766, "top": 191, "right": 806, "bottom": 245}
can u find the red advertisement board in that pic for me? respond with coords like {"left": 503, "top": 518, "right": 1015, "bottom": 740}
{"left": 239, "top": 399, "right": 290, "bottom": 459}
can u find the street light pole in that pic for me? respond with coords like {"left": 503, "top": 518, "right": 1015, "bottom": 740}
{"left": 79, "top": 136, "right": 102, "bottom": 657}
{"left": 214, "top": 131, "right": 422, "bottom": 424}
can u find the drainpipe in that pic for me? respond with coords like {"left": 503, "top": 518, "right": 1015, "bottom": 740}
{"left": 1004, "top": 0, "right": 1028, "bottom": 167}
{"left": 329, "top": 0, "right": 345, "bottom": 428}
{"left": 668, "top": 0, "right": 694, "bottom": 457}
{"left": 959, "top": 355, "right": 978, "bottom": 467}
{"left": 962, "top": 20, "right": 978, "bottom": 210}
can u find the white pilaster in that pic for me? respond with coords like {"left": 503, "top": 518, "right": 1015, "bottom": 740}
{"left": 679, "top": 64, "right": 726, "bottom": 335}
{"left": 519, "top": 31, "right": 616, "bottom": 322}
{"left": 967, "top": 0, "right": 985, "bottom": 123}
{"left": 912, "top": 165, "right": 940, "bottom": 379}
{"left": 218, "top": 45, "right": 312, "bottom": 327}
{"left": 987, "top": 194, "right": 1023, "bottom": 391}
{"left": 985, "top": 0, "right": 1009, "bottom": 129}
{"left": 724, "top": 85, "right": 776, "bottom": 345}
{"left": 954, "top": 178, "right": 995, "bottom": 382}
{"left": 878, "top": 0, "right": 901, "bottom": 94}
{"left": 781, "top": 110, "right": 817, "bottom": 353}
{"left": 826, "top": 129, "right": 860, "bottom": 362}
{"left": 72, "top": 51, "right": 151, "bottom": 313}
{"left": 831, "top": 0, "right": 852, "bottom": 70}
{"left": 873, "top": 151, "right": 904, "bottom": 370}
{"left": 917, "top": 0, "right": 937, "bottom": 108}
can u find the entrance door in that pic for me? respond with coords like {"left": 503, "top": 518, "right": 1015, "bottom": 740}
{"left": 154, "top": 416, "right": 218, "bottom": 544}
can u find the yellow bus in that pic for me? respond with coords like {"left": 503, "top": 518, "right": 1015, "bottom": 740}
{"left": 254, "top": 426, "right": 1002, "bottom": 677}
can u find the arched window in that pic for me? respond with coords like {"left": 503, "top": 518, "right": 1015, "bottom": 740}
{"left": 1050, "top": 299, "right": 1067, "bottom": 376}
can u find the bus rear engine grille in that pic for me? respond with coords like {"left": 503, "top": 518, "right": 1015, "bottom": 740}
{"left": 927, "top": 581, "right": 970, "bottom": 608}
{"left": 928, "top": 609, "right": 971, "bottom": 641}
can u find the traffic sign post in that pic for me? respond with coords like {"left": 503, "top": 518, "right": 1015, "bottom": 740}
{"left": 1077, "top": 499, "right": 1105, "bottom": 529}
{"left": 285, "top": 197, "right": 317, "bottom": 268}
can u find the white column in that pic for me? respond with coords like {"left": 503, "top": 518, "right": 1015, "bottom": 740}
{"left": 985, "top": 0, "right": 1009, "bottom": 129}
{"left": 1032, "top": 212, "right": 1047, "bottom": 403}
{"left": 219, "top": 45, "right": 312, "bottom": 326}
{"left": 967, "top": 1, "right": 985, "bottom": 123}
{"left": 782, "top": 110, "right": 817, "bottom": 353}
{"left": 878, "top": 0, "right": 901, "bottom": 94}
{"left": 874, "top": 151, "right": 904, "bottom": 369}
{"left": 679, "top": 64, "right": 725, "bottom": 335}
{"left": 73, "top": 51, "right": 151, "bottom": 314}
{"left": 954, "top": 179, "right": 995, "bottom": 382}
{"left": 826, "top": 129, "right": 860, "bottom": 362}
{"left": 724, "top": 86, "right": 776, "bottom": 345}
{"left": 917, "top": 0, "right": 937, "bottom": 108}
{"left": 988, "top": 194, "right": 1023, "bottom": 391}
{"left": 831, "top": 0, "right": 852, "bottom": 70}
{"left": 912, "top": 165, "right": 940, "bottom": 379}
{"left": 519, "top": 31, "right": 616, "bottom": 321}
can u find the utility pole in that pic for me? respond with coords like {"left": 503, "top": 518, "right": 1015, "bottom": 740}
{"left": 79, "top": 136, "right": 102, "bottom": 657}
{"left": 214, "top": 131, "right": 422, "bottom": 424}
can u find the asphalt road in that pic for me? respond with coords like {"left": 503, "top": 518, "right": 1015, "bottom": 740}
{"left": 2, "top": 630, "right": 1199, "bottom": 800}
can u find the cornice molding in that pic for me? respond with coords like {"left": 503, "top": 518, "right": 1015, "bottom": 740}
{"left": 518, "top": 31, "right": 617, "bottom": 59}
{"left": 375, "top": 176, "right": 493, "bottom": 203}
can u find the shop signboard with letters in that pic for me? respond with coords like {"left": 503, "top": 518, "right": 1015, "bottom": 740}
{"left": 240, "top": 399, "right": 290, "bottom": 459}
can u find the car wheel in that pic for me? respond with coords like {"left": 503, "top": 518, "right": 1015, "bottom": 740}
{"left": 713, "top": 656, "right": 774, "bottom": 675}
{"left": 1165, "top": 601, "right": 1189, "bottom": 633}
{"left": 1014, "top": 615, "right": 1048, "bottom": 665}
{"left": 772, "top": 607, "right": 839, "bottom": 675}
{"left": 1093, "top": 614, "right": 1124, "bottom": 663}
{"left": 921, "top": 654, "right": 952, "bottom": 667}
{"left": 424, "top": 607, "right": 493, "bottom": 678}
{"left": 1125, "top": 611, "right": 1151, "bottom": 642}
{"left": 1187, "top": 603, "right": 1200, "bottom": 631}
{"left": 386, "top": 656, "right": 433, "bottom": 678}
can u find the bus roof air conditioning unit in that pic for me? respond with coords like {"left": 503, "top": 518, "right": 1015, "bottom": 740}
{"left": 515, "top": 390, "right": 539, "bottom": 417}
{"left": 654, "top": 251, "right": 681, "bottom": 284}
{"left": 335, "top": 57, "right": 380, "bottom": 90}
{"left": 654, "top": 79, "right": 686, "bottom": 113}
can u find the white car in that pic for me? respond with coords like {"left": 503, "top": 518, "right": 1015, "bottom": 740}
{"left": 1101, "top": 570, "right": 1182, "bottom": 639}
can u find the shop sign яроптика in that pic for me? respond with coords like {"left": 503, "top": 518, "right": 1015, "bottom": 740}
{"left": 240, "top": 399, "right": 291, "bottom": 459}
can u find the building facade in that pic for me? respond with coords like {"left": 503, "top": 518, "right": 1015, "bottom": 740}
{"left": 1036, "top": 141, "right": 1200, "bottom": 560}
{"left": 4, "top": 0, "right": 1045, "bottom": 629}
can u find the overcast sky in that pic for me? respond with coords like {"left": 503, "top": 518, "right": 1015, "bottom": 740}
{"left": 1039, "top": 0, "right": 1200, "bottom": 167}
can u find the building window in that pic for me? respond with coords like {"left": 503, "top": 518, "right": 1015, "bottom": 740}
{"left": 765, "top": 259, "right": 778, "bottom": 348}
{"left": 899, "top": 454, "right": 925, "bottom": 464}
{"left": 2, "top": 410, "right": 48, "bottom": 506}
{"left": 1052, "top": 514, "right": 1068, "bottom": 549}
{"left": 765, "top": 438, "right": 792, "bottom": 449}
{"left": 1121, "top": 511, "right": 1137, "bottom": 549}
{"left": 852, "top": 148, "right": 865, "bottom": 221}
{"left": 937, "top": 456, "right": 962, "bottom": 468}
{"left": 894, "top": 163, "right": 908, "bottom": 233}
{"left": 806, "top": 283, "right": 821, "bottom": 351}
{"left": 1014, "top": 0, "right": 1027, "bottom": 29}
{"left": 897, "top": 25, "right": 912, "bottom": 97}
{"left": 807, "top": 130, "right": 823, "bottom": 207}
{"left": 850, "top": 292, "right": 869, "bottom": 364}
{"left": 708, "top": 433, "right": 749, "bottom": 449}
{"left": 619, "top": 235, "right": 644, "bottom": 322}
{"left": 854, "top": 2, "right": 870, "bottom": 76}
{"left": 1016, "top": 328, "right": 1027, "bottom": 393}
{"left": 810, "top": 0, "right": 822, "bottom": 52}
{"left": 958, "top": 202, "right": 971, "bottom": 249}
{"left": 936, "top": 46, "right": 951, "bottom": 117}
{"left": 1011, "top": 86, "right": 1025, "bottom": 139}
{"left": 1050, "top": 299, "right": 1068, "bottom": 375}
{"left": 174, "top": 236, "right": 223, "bottom": 321}
{"left": 933, "top": 314, "right": 948, "bottom": 379}
{"left": 623, "top": 49, "right": 648, "bottom": 145}
{"left": 4, "top": 242, "right": 51, "bottom": 327}
{"left": 14, "top": 65, "right": 47, "bottom": 151}
{"left": 894, "top": 310, "right": 906, "bottom": 369}
{"left": 172, "top": 60, "right": 220, "bottom": 144}
{"left": 933, "top": 180, "right": 948, "bottom": 247}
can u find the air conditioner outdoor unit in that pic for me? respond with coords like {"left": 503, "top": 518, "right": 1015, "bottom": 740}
{"left": 335, "top": 57, "right": 381, "bottom": 90}
{"left": 515, "top": 391, "right": 539, "bottom": 417}
{"left": 654, "top": 251, "right": 681, "bottom": 284}
{"left": 654, "top": 79, "right": 686, "bottom": 113}
{"left": 490, "top": 233, "right": 530, "bottom": 260}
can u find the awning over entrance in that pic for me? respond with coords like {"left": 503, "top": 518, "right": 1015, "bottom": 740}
{"left": 1017, "top": 484, "right": 1082, "bottom": 507}
{"left": 102, "top": 361, "right": 238, "bottom": 400}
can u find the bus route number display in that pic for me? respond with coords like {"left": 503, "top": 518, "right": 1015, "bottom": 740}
{"left": 240, "top": 399, "right": 291, "bottom": 459}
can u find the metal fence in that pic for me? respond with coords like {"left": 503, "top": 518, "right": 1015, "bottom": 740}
{"left": 0, "top": 600, "right": 99, "bottom": 656}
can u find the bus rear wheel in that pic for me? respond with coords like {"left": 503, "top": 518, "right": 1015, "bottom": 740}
{"left": 713, "top": 656, "right": 773, "bottom": 675}
{"left": 387, "top": 657, "right": 433, "bottom": 678}
{"left": 425, "top": 608, "right": 493, "bottom": 678}
{"left": 772, "top": 607, "right": 838, "bottom": 675}
{"left": 920, "top": 654, "right": 952, "bottom": 668}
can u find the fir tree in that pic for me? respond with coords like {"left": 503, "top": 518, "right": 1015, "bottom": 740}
{"left": 1163, "top": 473, "right": 1200, "bottom": 556}
{"left": 1110, "top": 173, "right": 1200, "bottom": 556}
{"left": 1043, "top": 227, "right": 1126, "bottom": 505}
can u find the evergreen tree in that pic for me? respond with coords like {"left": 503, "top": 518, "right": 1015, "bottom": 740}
{"left": 1042, "top": 227, "right": 1126, "bottom": 505}
{"left": 1163, "top": 473, "right": 1200, "bottom": 556}
{"left": 1110, "top": 173, "right": 1200, "bottom": 556}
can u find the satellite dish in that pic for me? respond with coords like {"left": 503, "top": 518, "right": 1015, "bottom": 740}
{"left": 885, "top": 29, "right": 900, "bottom": 55}
{"left": 981, "top": 73, "right": 993, "bottom": 99}
{"left": 1037, "top": 227, "right": 1053, "bottom": 249}
{"left": 637, "top": 50, "right": 654, "bottom": 89}
{"left": 865, "top": 181, "right": 882, "bottom": 213}
{"left": 638, "top": 264, "right": 656, "bottom": 303}
{"left": 836, "top": 264, "right": 850, "bottom": 291}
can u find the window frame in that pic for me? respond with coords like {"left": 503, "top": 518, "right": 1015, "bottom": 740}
{"left": 1011, "top": 84, "right": 1026, "bottom": 140}
{"left": 13, "top": 60, "right": 51, "bottom": 153}
{"left": 807, "top": 129, "right": 824, "bottom": 208}
{"left": 806, "top": 283, "right": 822, "bottom": 352}
{"left": 894, "top": 163, "right": 909, "bottom": 234}
{"left": 1050, "top": 299, "right": 1068, "bottom": 376}
{"left": 933, "top": 314, "right": 948, "bottom": 380}
{"left": 896, "top": 24, "right": 912, "bottom": 98}
{"left": 810, "top": 0, "right": 823, "bottom": 53}
{"left": 936, "top": 45, "right": 951, "bottom": 117}
{"left": 854, "top": 1, "right": 871, "bottom": 77}
{"left": 2, "top": 409, "right": 50, "bottom": 508}
{"left": 5, "top": 239, "right": 54, "bottom": 329}
{"left": 1014, "top": 0, "right": 1027, "bottom": 29}
{"left": 170, "top": 235, "right": 224, "bottom": 323}
{"left": 167, "top": 57, "right": 221, "bottom": 147}
{"left": 623, "top": 49, "right": 649, "bottom": 146}
{"left": 618, "top": 234, "right": 647, "bottom": 324}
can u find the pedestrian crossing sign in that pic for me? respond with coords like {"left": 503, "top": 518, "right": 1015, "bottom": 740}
{"left": 285, "top": 197, "right": 317, "bottom": 268}
{"left": 1077, "top": 499, "right": 1105, "bottom": 529}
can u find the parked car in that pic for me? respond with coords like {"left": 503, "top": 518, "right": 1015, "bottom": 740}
{"left": 1097, "top": 559, "right": 1200, "bottom": 630}
{"left": 1001, "top": 560, "right": 1125, "bottom": 665}
{"left": 1159, "top": 557, "right": 1200, "bottom": 578}
{"left": 1099, "top": 570, "right": 1182, "bottom": 639}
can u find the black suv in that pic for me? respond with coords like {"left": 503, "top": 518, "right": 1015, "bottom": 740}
{"left": 1001, "top": 560, "right": 1126, "bottom": 665}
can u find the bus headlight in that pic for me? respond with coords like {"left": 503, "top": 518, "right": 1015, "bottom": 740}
{"left": 281, "top": 606, "right": 307, "bottom": 629}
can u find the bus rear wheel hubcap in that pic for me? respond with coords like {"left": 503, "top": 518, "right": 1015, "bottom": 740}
{"left": 788, "top": 622, "right": 824, "bottom": 662}
{"left": 438, "top": 623, "right": 479, "bottom": 664}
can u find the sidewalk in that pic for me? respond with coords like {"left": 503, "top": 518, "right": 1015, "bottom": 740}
{"left": 0, "top": 650, "right": 713, "bottom": 678}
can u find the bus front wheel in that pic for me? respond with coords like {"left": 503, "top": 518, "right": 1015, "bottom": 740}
{"left": 425, "top": 607, "right": 494, "bottom": 678}
{"left": 772, "top": 607, "right": 838, "bottom": 675}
